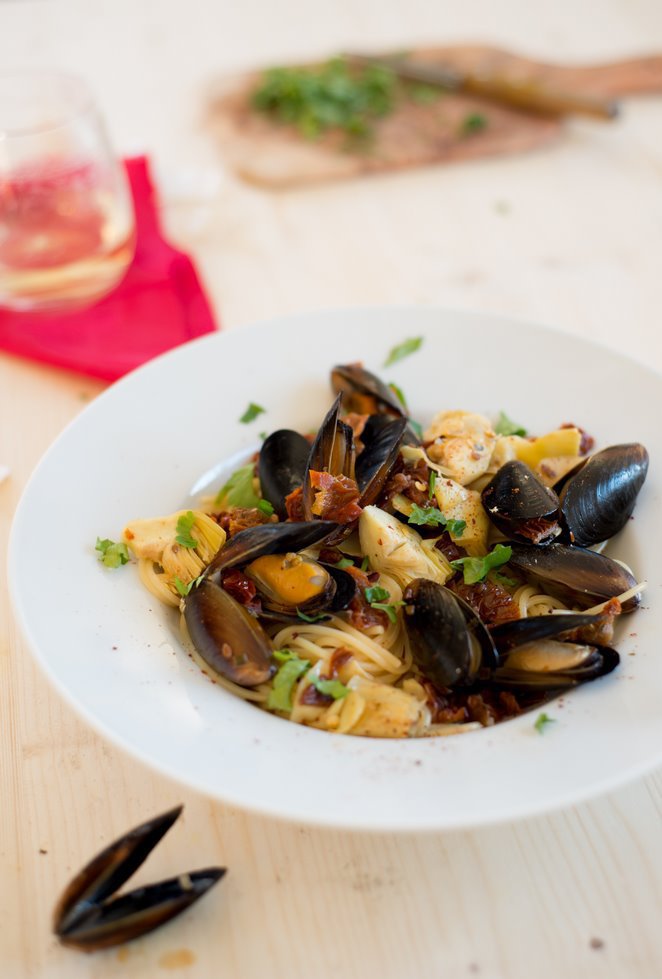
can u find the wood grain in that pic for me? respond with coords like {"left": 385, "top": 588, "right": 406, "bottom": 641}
{"left": 1, "top": 1, "right": 662, "bottom": 977}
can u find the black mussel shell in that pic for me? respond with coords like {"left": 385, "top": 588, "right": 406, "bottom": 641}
{"left": 489, "top": 612, "right": 602, "bottom": 655}
{"left": 184, "top": 579, "right": 274, "bottom": 686}
{"left": 244, "top": 554, "right": 336, "bottom": 615}
{"left": 324, "top": 563, "right": 358, "bottom": 611}
{"left": 206, "top": 520, "right": 338, "bottom": 577}
{"left": 302, "top": 394, "right": 356, "bottom": 519}
{"left": 403, "top": 578, "right": 498, "bottom": 689}
{"left": 482, "top": 460, "right": 561, "bottom": 544}
{"left": 331, "top": 363, "right": 405, "bottom": 417}
{"left": 258, "top": 429, "right": 310, "bottom": 519}
{"left": 507, "top": 542, "right": 640, "bottom": 612}
{"left": 491, "top": 641, "right": 619, "bottom": 692}
{"left": 356, "top": 415, "right": 408, "bottom": 506}
{"left": 560, "top": 443, "right": 649, "bottom": 547}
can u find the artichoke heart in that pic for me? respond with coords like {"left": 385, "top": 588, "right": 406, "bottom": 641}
{"left": 358, "top": 505, "right": 452, "bottom": 588}
{"left": 424, "top": 411, "right": 497, "bottom": 485}
{"left": 123, "top": 510, "right": 225, "bottom": 604}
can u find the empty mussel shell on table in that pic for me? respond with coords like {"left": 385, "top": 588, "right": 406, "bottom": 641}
{"left": 559, "top": 442, "right": 649, "bottom": 547}
{"left": 507, "top": 542, "right": 641, "bottom": 612}
{"left": 258, "top": 429, "right": 310, "bottom": 518}
{"left": 482, "top": 460, "right": 562, "bottom": 544}
{"left": 54, "top": 806, "right": 225, "bottom": 952}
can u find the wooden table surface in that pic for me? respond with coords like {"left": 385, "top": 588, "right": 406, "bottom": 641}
{"left": 2, "top": 2, "right": 662, "bottom": 976}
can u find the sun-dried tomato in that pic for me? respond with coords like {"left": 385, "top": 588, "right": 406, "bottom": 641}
{"left": 221, "top": 568, "right": 262, "bottom": 614}
{"left": 329, "top": 647, "right": 353, "bottom": 677}
{"left": 379, "top": 456, "right": 430, "bottom": 508}
{"left": 300, "top": 682, "right": 333, "bottom": 706}
{"left": 285, "top": 486, "right": 305, "bottom": 521}
{"left": 309, "top": 470, "right": 362, "bottom": 523}
{"left": 448, "top": 578, "right": 520, "bottom": 626}
{"left": 216, "top": 507, "right": 271, "bottom": 538}
{"left": 435, "top": 531, "right": 465, "bottom": 563}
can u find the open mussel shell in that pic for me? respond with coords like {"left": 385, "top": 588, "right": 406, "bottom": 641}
{"left": 482, "top": 460, "right": 561, "bottom": 544}
{"left": 258, "top": 429, "right": 310, "bottom": 518}
{"left": 491, "top": 640, "right": 619, "bottom": 692}
{"left": 489, "top": 612, "right": 602, "bottom": 654}
{"left": 184, "top": 579, "right": 274, "bottom": 686}
{"left": 356, "top": 415, "right": 408, "bottom": 506}
{"left": 53, "top": 805, "right": 225, "bottom": 952}
{"left": 302, "top": 394, "right": 356, "bottom": 520}
{"left": 507, "top": 542, "right": 640, "bottom": 612}
{"left": 206, "top": 520, "right": 338, "bottom": 577}
{"left": 403, "top": 578, "right": 498, "bottom": 689}
{"left": 559, "top": 442, "right": 649, "bottom": 547}
{"left": 331, "top": 363, "right": 405, "bottom": 417}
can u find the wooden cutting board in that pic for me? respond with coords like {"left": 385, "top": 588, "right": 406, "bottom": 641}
{"left": 207, "top": 45, "right": 662, "bottom": 188}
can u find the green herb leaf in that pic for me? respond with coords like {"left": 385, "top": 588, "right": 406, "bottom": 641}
{"left": 384, "top": 336, "right": 423, "bottom": 367}
{"left": 451, "top": 544, "right": 512, "bottom": 585}
{"left": 534, "top": 712, "right": 557, "bottom": 734}
{"left": 259, "top": 431, "right": 268, "bottom": 441}
{"left": 360, "top": 555, "right": 370, "bottom": 572}
{"left": 492, "top": 571, "right": 519, "bottom": 588}
{"left": 296, "top": 609, "right": 329, "bottom": 623}
{"left": 311, "top": 676, "right": 349, "bottom": 700}
{"left": 461, "top": 112, "right": 487, "bottom": 135}
{"left": 364, "top": 584, "right": 390, "bottom": 603}
{"left": 268, "top": 655, "right": 310, "bottom": 712}
{"left": 273, "top": 648, "right": 297, "bottom": 664}
{"left": 407, "top": 504, "right": 466, "bottom": 537}
{"left": 173, "top": 574, "right": 204, "bottom": 597}
{"left": 370, "top": 601, "right": 405, "bottom": 624}
{"left": 175, "top": 511, "right": 198, "bottom": 549}
{"left": 388, "top": 381, "right": 408, "bottom": 410}
{"left": 215, "top": 464, "right": 261, "bottom": 509}
{"left": 334, "top": 557, "right": 354, "bottom": 570}
{"left": 252, "top": 59, "right": 396, "bottom": 142}
{"left": 409, "top": 83, "right": 440, "bottom": 104}
{"left": 428, "top": 470, "right": 437, "bottom": 499}
{"left": 495, "top": 411, "right": 527, "bottom": 437}
{"left": 408, "top": 419, "right": 424, "bottom": 439}
{"left": 240, "top": 402, "right": 266, "bottom": 424}
{"left": 257, "top": 499, "right": 275, "bottom": 516}
{"left": 95, "top": 537, "right": 129, "bottom": 569}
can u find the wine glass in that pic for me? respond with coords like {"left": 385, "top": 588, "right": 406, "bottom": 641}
{"left": 0, "top": 71, "right": 135, "bottom": 312}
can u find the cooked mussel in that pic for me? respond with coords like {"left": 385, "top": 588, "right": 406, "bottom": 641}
{"left": 184, "top": 578, "right": 274, "bottom": 686}
{"left": 54, "top": 806, "right": 224, "bottom": 952}
{"left": 245, "top": 553, "right": 335, "bottom": 614}
{"left": 481, "top": 460, "right": 561, "bottom": 544}
{"left": 491, "top": 640, "right": 619, "bottom": 692}
{"left": 403, "top": 578, "right": 497, "bottom": 688}
{"left": 559, "top": 442, "right": 649, "bottom": 547}
{"left": 302, "top": 394, "right": 356, "bottom": 521}
{"left": 331, "top": 363, "right": 405, "bottom": 417}
{"left": 507, "top": 542, "right": 640, "bottom": 612}
{"left": 258, "top": 429, "right": 310, "bottom": 518}
{"left": 206, "top": 520, "right": 338, "bottom": 577}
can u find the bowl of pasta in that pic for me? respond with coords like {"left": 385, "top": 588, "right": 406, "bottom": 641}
{"left": 9, "top": 306, "right": 662, "bottom": 830}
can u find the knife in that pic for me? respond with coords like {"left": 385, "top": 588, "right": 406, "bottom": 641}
{"left": 345, "top": 52, "right": 619, "bottom": 121}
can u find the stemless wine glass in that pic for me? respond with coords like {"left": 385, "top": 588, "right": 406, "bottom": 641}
{"left": 0, "top": 71, "right": 135, "bottom": 312}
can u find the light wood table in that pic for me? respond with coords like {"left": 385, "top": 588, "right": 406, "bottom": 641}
{"left": 2, "top": 2, "right": 661, "bottom": 976}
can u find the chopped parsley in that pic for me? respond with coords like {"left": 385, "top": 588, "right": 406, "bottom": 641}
{"left": 492, "top": 571, "right": 519, "bottom": 588}
{"left": 428, "top": 470, "right": 437, "bottom": 498}
{"left": 461, "top": 112, "right": 487, "bottom": 135}
{"left": 252, "top": 59, "right": 396, "bottom": 140}
{"left": 267, "top": 653, "right": 310, "bottom": 712}
{"left": 311, "top": 676, "right": 349, "bottom": 700}
{"left": 215, "top": 463, "right": 261, "bottom": 509}
{"left": 495, "top": 411, "right": 527, "bottom": 437}
{"left": 239, "top": 402, "right": 266, "bottom": 424}
{"left": 175, "top": 511, "right": 198, "bottom": 549}
{"left": 364, "top": 584, "right": 390, "bottom": 604}
{"left": 95, "top": 537, "right": 129, "bottom": 569}
{"left": 259, "top": 430, "right": 268, "bottom": 441}
{"left": 451, "top": 544, "right": 513, "bottom": 585}
{"left": 534, "top": 712, "right": 557, "bottom": 734}
{"left": 296, "top": 609, "right": 329, "bottom": 623}
{"left": 173, "top": 574, "right": 204, "bottom": 597}
{"left": 388, "top": 381, "right": 408, "bottom": 410}
{"left": 334, "top": 557, "right": 354, "bottom": 570}
{"left": 360, "top": 555, "right": 370, "bottom": 572}
{"left": 257, "top": 499, "right": 275, "bottom": 516}
{"left": 383, "top": 336, "right": 423, "bottom": 367}
{"left": 407, "top": 503, "right": 466, "bottom": 536}
{"left": 371, "top": 601, "right": 405, "bottom": 624}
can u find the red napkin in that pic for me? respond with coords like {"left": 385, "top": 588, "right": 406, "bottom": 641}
{"left": 0, "top": 156, "right": 217, "bottom": 381}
